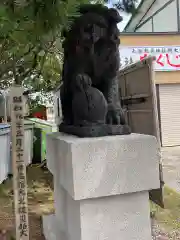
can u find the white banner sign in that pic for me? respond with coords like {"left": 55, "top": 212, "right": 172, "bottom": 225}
{"left": 119, "top": 46, "right": 180, "bottom": 71}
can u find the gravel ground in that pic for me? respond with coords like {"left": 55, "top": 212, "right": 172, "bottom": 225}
{"left": 151, "top": 218, "right": 180, "bottom": 240}
{"left": 0, "top": 166, "right": 53, "bottom": 239}
{"left": 0, "top": 213, "right": 45, "bottom": 239}
{"left": 1, "top": 165, "right": 180, "bottom": 239}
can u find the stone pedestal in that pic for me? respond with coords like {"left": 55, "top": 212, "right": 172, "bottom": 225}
{"left": 43, "top": 133, "right": 160, "bottom": 240}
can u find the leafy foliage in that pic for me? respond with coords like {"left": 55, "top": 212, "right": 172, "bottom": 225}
{"left": 0, "top": 0, "right": 84, "bottom": 91}
{"left": 0, "top": 0, "right": 138, "bottom": 93}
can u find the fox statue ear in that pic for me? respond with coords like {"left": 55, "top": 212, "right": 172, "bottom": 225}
{"left": 108, "top": 8, "right": 123, "bottom": 23}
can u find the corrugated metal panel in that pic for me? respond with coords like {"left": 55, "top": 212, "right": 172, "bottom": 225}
{"left": 159, "top": 84, "right": 180, "bottom": 147}
{"left": 0, "top": 130, "right": 10, "bottom": 183}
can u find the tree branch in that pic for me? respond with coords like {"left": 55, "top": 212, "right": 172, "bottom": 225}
{"left": 0, "top": 44, "right": 38, "bottom": 79}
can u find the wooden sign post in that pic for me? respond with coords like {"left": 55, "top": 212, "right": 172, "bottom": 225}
{"left": 10, "top": 86, "right": 29, "bottom": 240}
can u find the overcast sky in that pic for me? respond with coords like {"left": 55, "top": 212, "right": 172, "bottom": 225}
{"left": 106, "top": 0, "right": 142, "bottom": 31}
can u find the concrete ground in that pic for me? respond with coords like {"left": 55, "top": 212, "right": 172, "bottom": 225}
{"left": 162, "top": 146, "right": 180, "bottom": 193}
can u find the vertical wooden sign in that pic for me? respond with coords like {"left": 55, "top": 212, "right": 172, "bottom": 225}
{"left": 10, "top": 86, "right": 29, "bottom": 240}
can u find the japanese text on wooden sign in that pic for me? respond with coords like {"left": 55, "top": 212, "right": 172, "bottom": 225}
{"left": 119, "top": 46, "right": 180, "bottom": 71}
{"left": 10, "top": 86, "right": 29, "bottom": 240}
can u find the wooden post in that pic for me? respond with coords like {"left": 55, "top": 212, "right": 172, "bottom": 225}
{"left": 9, "top": 86, "right": 29, "bottom": 240}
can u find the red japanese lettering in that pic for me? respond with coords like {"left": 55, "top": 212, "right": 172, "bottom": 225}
{"left": 156, "top": 54, "right": 164, "bottom": 66}
{"left": 166, "top": 53, "right": 180, "bottom": 67}
{"left": 140, "top": 53, "right": 148, "bottom": 61}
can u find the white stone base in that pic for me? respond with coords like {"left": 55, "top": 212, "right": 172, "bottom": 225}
{"left": 43, "top": 191, "right": 152, "bottom": 240}
{"left": 43, "top": 133, "right": 160, "bottom": 240}
{"left": 43, "top": 215, "right": 66, "bottom": 240}
{"left": 79, "top": 192, "right": 152, "bottom": 240}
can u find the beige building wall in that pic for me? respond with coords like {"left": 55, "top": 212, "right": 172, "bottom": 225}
{"left": 120, "top": 34, "right": 180, "bottom": 84}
